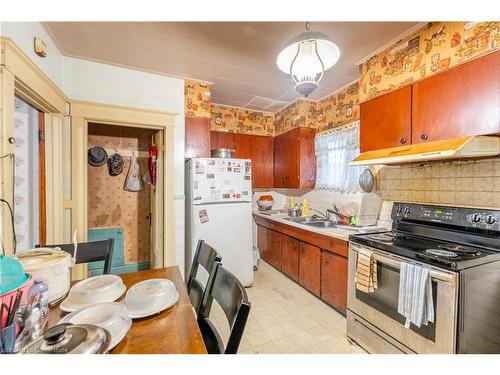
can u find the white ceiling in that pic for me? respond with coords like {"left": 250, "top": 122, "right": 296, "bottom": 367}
{"left": 43, "top": 22, "right": 419, "bottom": 111}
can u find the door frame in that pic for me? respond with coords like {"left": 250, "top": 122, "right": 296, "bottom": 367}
{"left": 69, "top": 100, "right": 175, "bottom": 279}
{"left": 1, "top": 37, "right": 66, "bottom": 254}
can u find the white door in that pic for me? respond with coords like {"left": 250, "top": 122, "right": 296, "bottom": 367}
{"left": 192, "top": 201, "right": 253, "bottom": 287}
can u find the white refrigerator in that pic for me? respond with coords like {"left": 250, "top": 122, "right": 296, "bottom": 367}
{"left": 185, "top": 158, "right": 253, "bottom": 287}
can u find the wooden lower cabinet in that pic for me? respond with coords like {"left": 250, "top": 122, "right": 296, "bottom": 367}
{"left": 257, "top": 225, "right": 269, "bottom": 264}
{"left": 321, "top": 250, "right": 348, "bottom": 314}
{"left": 299, "top": 242, "right": 321, "bottom": 297}
{"left": 281, "top": 235, "right": 299, "bottom": 282}
{"left": 256, "top": 218, "right": 348, "bottom": 315}
{"left": 267, "top": 230, "right": 282, "bottom": 271}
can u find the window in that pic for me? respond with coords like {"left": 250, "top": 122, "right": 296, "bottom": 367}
{"left": 315, "top": 121, "right": 363, "bottom": 192}
{"left": 13, "top": 97, "right": 45, "bottom": 251}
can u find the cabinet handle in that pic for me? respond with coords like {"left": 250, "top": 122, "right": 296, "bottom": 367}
{"left": 420, "top": 133, "right": 428, "bottom": 141}
{"left": 400, "top": 137, "right": 407, "bottom": 144}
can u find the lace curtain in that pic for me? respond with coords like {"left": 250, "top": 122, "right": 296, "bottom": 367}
{"left": 315, "top": 121, "right": 363, "bottom": 192}
{"left": 14, "top": 97, "right": 40, "bottom": 251}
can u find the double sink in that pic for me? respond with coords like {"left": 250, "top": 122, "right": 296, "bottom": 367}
{"left": 283, "top": 216, "right": 337, "bottom": 228}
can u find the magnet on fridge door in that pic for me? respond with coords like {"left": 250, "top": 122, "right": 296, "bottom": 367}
{"left": 199, "top": 209, "right": 209, "bottom": 224}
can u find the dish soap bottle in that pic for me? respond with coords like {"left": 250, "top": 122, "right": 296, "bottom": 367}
{"left": 301, "top": 199, "right": 309, "bottom": 217}
{"left": 290, "top": 197, "right": 296, "bottom": 209}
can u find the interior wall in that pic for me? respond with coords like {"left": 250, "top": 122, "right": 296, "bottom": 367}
{"left": 87, "top": 123, "right": 156, "bottom": 263}
{"left": 374, "top": 157, "right": 500, "bottom": 209}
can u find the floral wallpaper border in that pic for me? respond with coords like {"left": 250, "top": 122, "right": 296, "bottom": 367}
{"left": 210, "top": 104, "right": 275, "bottom": 136}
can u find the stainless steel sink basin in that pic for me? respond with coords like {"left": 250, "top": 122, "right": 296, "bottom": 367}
{"left": 305, "top": 221, "right": 337, "bottom": 228}
{"left": 285, "top": 216, "right": 320, "bottom": 223}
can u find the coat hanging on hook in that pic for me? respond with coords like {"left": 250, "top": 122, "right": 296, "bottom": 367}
{"left": 124, "top": 152, "right": 144, "bottom": 192}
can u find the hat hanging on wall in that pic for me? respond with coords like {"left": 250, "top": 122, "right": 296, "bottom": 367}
{"left": 88, "top": 147, "right": 108, "bottom": 167}
{"left": 108, "top": 152, "right": 124, "bottom": 176}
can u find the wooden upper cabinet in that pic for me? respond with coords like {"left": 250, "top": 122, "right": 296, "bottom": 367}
{"left": 185, "top": 116, "right": 211, "bottom": 158}
{"left": 274, "top": 128, "right": 316, "bottom": 188}
{"left": 211, "top": 131, "right": 235, "bottom": 150}
{"left": 234, "top": 133, "right": 274, "bottom": 188}
{"left": 281, "top": 235, "right": 299, "bottom": 282}
{"left": 299, "top": 241, "right": 321, "bottom": 297}
{"left": 360, "top": 86, "right": 412, "bottom": 152}
{"left": 412, "top": 51, "right": 500, "bottom": 144}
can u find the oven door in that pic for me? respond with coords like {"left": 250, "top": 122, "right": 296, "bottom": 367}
{"left": 347, "top": 243, "right": 458, "bottom": 354}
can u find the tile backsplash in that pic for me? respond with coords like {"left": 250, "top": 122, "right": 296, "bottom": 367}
{"left": 374, "top": 157, "right": 500, "bottom": 209}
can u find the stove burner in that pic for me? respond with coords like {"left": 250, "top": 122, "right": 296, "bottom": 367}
{"left": 438, "top": 244, "right": 481, "bottom": 255}
{"left": 367, "top": 232, "right": 399, "bottom": 242}
{"left": 425, "top": 249, "right": 458, "bottom": 258}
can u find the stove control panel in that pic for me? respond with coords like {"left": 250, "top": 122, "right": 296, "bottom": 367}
{"left": 392, "top": 202, "right": 500, "bottom": 231}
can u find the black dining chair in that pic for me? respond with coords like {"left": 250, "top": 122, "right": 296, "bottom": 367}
{"left": 36, "top": 239, "right": 114, "bottom": 274}
{"left": 197, "top": 263, "right": 251, "bottom": 354}
{"left": 187, "top": 240, "right": 222, "bottom": 316}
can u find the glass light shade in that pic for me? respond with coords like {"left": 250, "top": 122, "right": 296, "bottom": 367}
{"left": 276, "top": 31, "right": 341, "bottom": 75}
{"left": 290, "top": 40, "right": 323, "bottom": 82}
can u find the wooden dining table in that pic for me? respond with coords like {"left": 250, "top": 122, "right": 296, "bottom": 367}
{"left": 47, "top": 266, "right": 207, "bottom": 354}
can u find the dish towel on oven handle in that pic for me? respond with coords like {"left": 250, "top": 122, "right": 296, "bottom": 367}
{"left": 397, "top": 262, "right": 435, "bottom": 328}
{"left": 355, "top": 247, "right": 378, "bottom": 293}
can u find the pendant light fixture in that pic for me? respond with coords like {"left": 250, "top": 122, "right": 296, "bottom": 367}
{"left": 276, "top": 22, "right": 341, "bottom": 97}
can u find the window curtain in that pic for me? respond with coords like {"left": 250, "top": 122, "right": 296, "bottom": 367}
{"left": 315, "top": 121, "right": 363, "bottom": 192}
{"left": 14, "top": 97, "right": 40, "bottom": 251}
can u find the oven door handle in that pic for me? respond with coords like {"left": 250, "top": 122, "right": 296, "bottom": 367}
{"left": 371, "top": 252, "right": 455, "bottom": 284}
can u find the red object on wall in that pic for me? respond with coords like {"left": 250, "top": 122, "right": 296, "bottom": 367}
{"left": 148, "top": 145, "right": 158, "bottom": 190}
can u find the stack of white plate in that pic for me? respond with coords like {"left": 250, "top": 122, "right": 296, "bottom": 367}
{"left": 60, "top": 274, "right": 126, "bottom": 312}
{"left": 58, "top": 302, "right": 132, "bottom": 350}
{"left": 123, "top": 278, "right": 179, "bottom": 319}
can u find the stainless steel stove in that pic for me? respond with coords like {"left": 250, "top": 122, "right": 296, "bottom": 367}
{"left": 346, "top": 202, "right": 500, "bottom": 354}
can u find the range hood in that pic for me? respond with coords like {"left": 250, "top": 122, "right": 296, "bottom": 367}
{"left": 351, "top": 136, "right": 500, "bottom": 166}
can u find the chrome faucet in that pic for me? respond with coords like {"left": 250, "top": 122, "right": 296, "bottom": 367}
{"left": 310, "top": 208, "right": 331, "bottom": 220}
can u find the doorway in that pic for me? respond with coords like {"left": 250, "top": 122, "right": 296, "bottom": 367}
{"left": 86, "top": 123, "right": 162, "bottom": 274}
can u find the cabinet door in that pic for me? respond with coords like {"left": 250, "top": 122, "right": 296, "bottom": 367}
{"left": 298, "top": 128, "right": 316, "bottom": 188}
{"left": 210, "top": 131, "right": 218, "bottom": 150}
{"left": 281, "top": 235, "right": 299, "bottom": 282}
{"left": 257, "top": 225, "right": 269, "bottom": 263}
{"left": 412, "top": 51, "right": 500, "bottom": 144}
{"left": 283, "top": 129, "right": 299, "bottom": 188}
{"left": 321, "top": 250, "right": 348, "bottom": 315}
{"left": 360, "top": 86, "right": 412, "bottom": 152}
{"left": 273, "top": 134, "right": 286, "bottom": 187}
{"left": 251, "top": 135, "right": 274, "bottom": 188}
{"left": 217, "top": 132, "right": 235, "bottom": 150}
{"left": 234, "top": 133, "right": 252, "bottom": 159}
{"left": 299, "top": 242, "right": 320, "bottom": 296}
{"left": 267, "top": 230, "right": 282, "bottom": 270}
{"left": 185, "top": 116, "right": 211, "bottom": 158}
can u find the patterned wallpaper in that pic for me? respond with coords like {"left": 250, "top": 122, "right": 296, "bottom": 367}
{"left": 316, "top": 81, "right": 360, "bottom": 133}
{"left": 359, "top": 21, "right": 500, "bottom": 103}
{"left": 184, "top": 79, "right": 211, "bottom": 118}
{"left": 210, "top": 104, "right": 275, "bottom": 136}
{"left": 274, "top": 99, "right": 317, "bottom": 136}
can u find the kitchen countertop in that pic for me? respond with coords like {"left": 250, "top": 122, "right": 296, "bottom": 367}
{"left": 253, "top": 210, "right": 357, "bottom": 242}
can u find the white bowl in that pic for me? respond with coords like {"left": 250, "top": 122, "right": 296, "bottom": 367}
{"left": 123, "top": 278, "right": 178, "bottom": 318}
{"left": 58, "top": 302, "right": 132, "bottom": 349}
{"left": 257, "top": 200, "right": 274, "bottom": 210}
{"left": 60, "top": 274, "right": 126, "bottom": 312}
